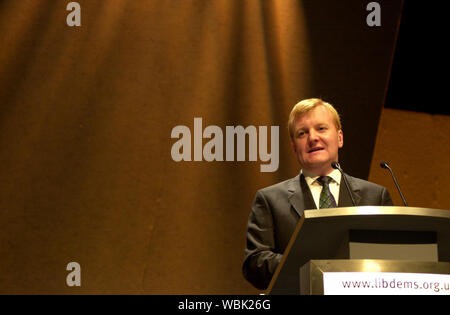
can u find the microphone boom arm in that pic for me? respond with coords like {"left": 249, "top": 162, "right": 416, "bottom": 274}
{"left": 380, "top": 161, "right": 408, "bottom": 207}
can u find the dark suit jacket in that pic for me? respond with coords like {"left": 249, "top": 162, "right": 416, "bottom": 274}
{"left": 242, "top": 173, "right": 393, "bottom": 290}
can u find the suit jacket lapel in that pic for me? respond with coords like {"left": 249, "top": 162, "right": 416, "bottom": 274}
{"left": 287, "top": 174, "right": 316, "bottom": 217}
{"left": 338, "top": 174, "right": 361, "bottom": 207}
{"left": 300, "top": 174, "right": 317, "bottom": 210}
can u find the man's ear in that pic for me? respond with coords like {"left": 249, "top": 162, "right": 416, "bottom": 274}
{"left": 291, "top": 141, "right": 297, "bottom": 153}
{"left": 338, "top": 130, "right": 344, "bottom": 148}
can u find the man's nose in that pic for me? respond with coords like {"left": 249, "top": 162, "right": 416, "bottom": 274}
{"left": 308, "top": 129, "right": 319, "bottom": 142}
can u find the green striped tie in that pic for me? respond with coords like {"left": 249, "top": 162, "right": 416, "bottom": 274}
{"left": 318, "top": 176, "right": 337, "bottom": 209}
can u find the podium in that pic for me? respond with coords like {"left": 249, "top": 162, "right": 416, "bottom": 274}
{"left": 266, "top": 206, "right": 450, "bottom": 295}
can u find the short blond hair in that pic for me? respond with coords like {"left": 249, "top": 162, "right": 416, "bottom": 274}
{"left": 288, "top": 98, "right": 342, "bottom": 140}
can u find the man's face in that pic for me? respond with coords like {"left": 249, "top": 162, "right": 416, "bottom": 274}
{"left": 291, "top": 105, "right": 343, "bottom": 175}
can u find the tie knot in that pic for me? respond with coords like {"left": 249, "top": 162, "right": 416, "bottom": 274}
{"left": 317, "top": 176, "right": 333, "bottom": 186}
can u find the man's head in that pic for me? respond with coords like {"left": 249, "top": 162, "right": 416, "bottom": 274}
{"left": 288, "top": 98, "right": 343, "bottom": 175}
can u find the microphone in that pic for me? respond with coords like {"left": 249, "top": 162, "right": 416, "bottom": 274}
{"left": 331, "top": 162, "right": 356, "bottom": 207}
{"left": 380, "top": 161, "right": 408, "bottom": 206}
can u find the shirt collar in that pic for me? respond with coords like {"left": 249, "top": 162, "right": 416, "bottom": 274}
{"left": 301, "top": 168, "right": 342, "bottom": 185}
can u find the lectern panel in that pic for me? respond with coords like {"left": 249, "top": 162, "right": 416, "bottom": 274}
{"left": 300, "top": 260, "right": 450, "bottom": 295}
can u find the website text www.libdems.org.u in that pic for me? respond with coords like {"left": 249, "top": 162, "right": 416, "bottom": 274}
{"left": 323, "top": 272, "right": 450, "bottom": 295}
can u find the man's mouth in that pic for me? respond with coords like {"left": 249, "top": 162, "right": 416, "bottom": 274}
{"left": 308, "top": 147, "right": 324, "bottom": 153}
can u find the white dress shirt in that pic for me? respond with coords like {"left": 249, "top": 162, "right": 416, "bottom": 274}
{"left": 301, "top": 169, "right": 342, "bottom": 209}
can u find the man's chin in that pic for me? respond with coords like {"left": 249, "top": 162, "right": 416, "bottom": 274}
{"left": 301, "top": 159, "right": 334, "bottom": 173}
{"left": 303, "top": 157, "right": 330, "bottom": 166}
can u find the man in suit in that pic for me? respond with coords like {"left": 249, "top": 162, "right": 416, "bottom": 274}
{"left": 242, "top": 98, "right": 393, "bottom": 290}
